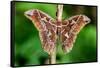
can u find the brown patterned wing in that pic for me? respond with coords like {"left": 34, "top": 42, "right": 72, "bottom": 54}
{"left": 24, "top": 9, "right": 57, "bottom": 54}
{"left": 61, "top": 15, "right": 90, "bottom": 53}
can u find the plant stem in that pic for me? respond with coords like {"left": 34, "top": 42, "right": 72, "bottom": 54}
{"left": 49, "top": 47, "right": 56, "bottom": 64}
{"left": 57, "top": 4, "right": 63, "bottom": 22}
{"left": 49, "top": 4, "right": 63, "bottom": 64}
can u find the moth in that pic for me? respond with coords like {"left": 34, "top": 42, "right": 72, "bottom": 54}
{"left": 24, "top": 9, "right": 90, "bottom": 54}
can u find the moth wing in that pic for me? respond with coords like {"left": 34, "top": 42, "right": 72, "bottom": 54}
{"left": 24, "top": 9, "right": 55, "bottom": 31}
{"left": 24, "top": 9, "right": 57, "bottom": 54}
{"left": 62, "top": 15, "right": 90, "bottom": 53}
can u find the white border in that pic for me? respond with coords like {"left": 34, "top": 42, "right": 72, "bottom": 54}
{"left": 16, "top": 0, "right": 98, "bottom": 5}
{"left": 0, "top": 0, "right": 99, "bottom": 68}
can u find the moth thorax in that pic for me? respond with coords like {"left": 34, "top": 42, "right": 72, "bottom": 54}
{"left": 56, "top": 21, "right": 62, "bottom": 26}
{"left": 57, "top": 27, "right": 61, "bottom": 36}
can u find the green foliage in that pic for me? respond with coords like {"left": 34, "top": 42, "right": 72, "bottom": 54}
{"left": 13, "top": 2, "right": 97, "bottom": 66}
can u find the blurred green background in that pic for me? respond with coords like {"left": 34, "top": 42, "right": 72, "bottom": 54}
{"left": 13, "top": 1, "right": 97, "bottom": 66}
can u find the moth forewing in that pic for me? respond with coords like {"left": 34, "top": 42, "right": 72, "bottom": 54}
{"left": 62, "top": 15, "right": 90, "bottom": 53}
{"left": 71, "top": 15, "right": 91, "bottom": 35}
{"left": 24, "top": 9, "right": 44, "bottom": 31}
{"left": 25, "top": 9, "right": 57, "bottom": 54}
